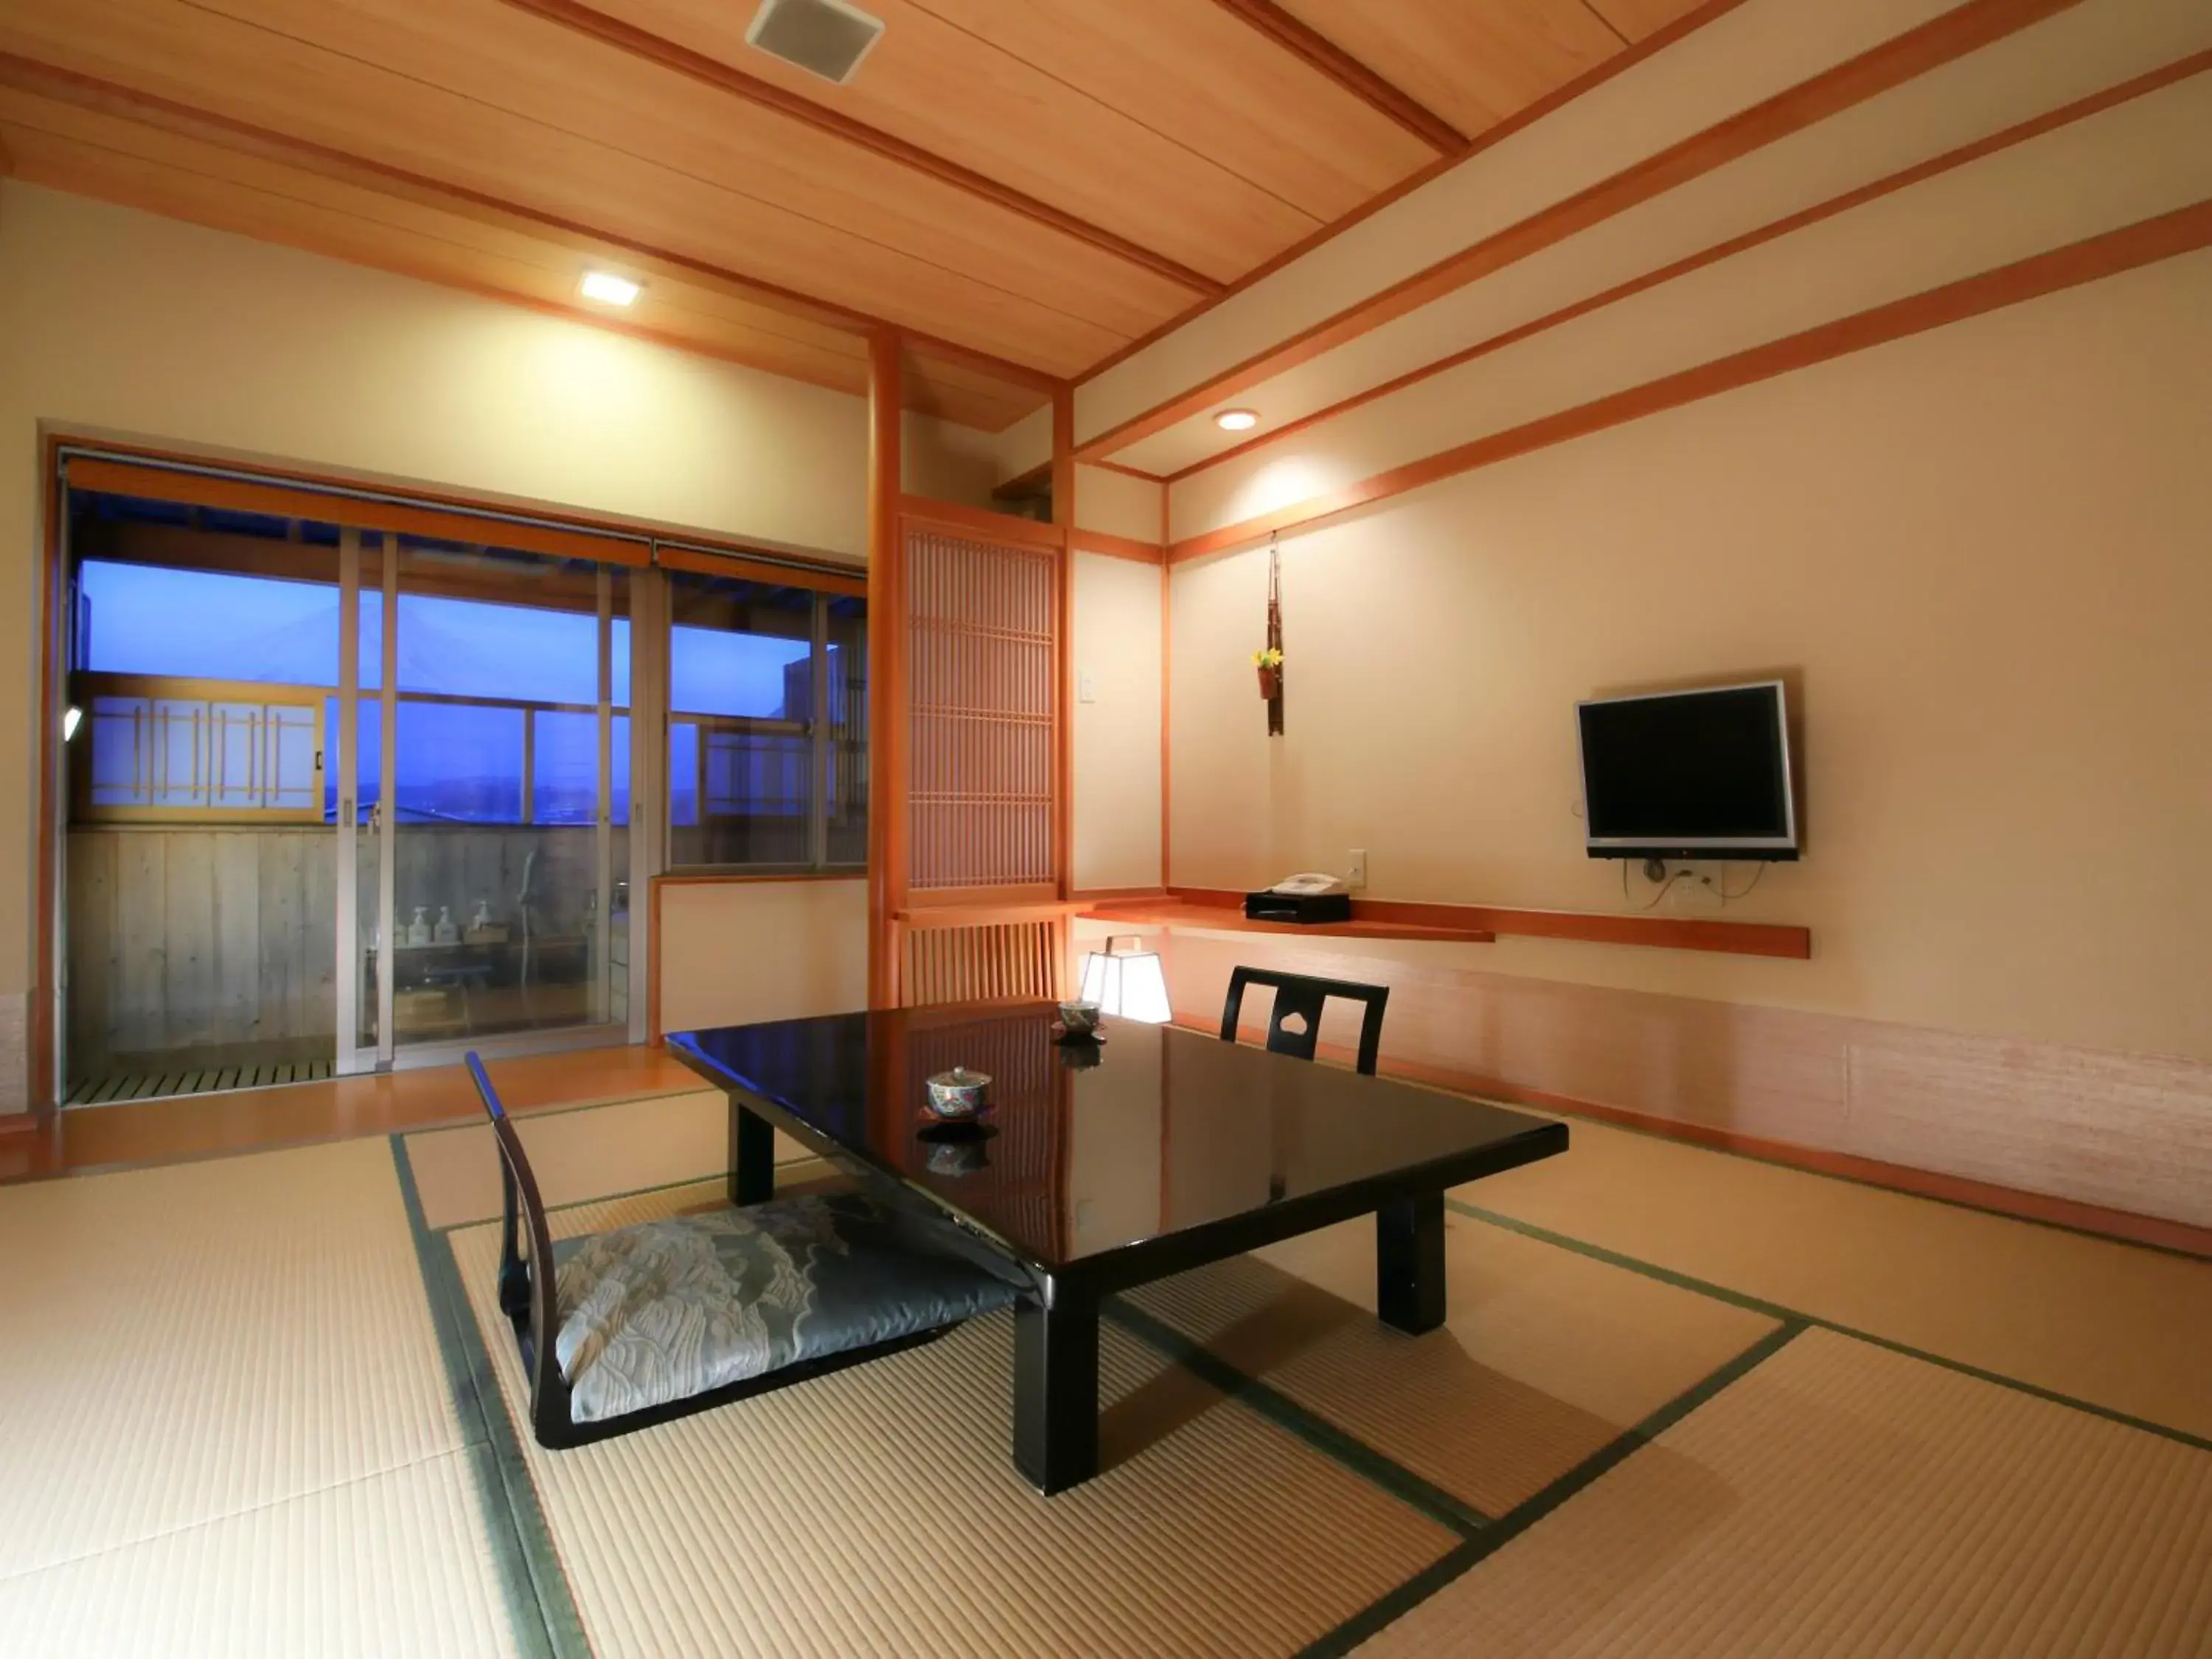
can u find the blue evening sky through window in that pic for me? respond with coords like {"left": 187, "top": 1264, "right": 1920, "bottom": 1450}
{"left": 80, "top": 560, "right": 813, "bottom": 823}
{"left": 82, "top": 561, "right": 807, "bottom": 715}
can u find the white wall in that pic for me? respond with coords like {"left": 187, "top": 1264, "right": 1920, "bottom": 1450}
{"left": 655, "top": 879, "right": 867, "bottom": 1035}
{"left": 1071, "top": 552, "right": 1164, "bottom": 891}
{"left": 1166, "top": 252, "right": 2212, "bottom": 1064}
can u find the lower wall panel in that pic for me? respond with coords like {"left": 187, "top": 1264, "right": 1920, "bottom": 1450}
{"left": 1163, "top": 931, "right": 2212, "bottom": 1230}
{"left": 655, "top": 877, "right": 866, "bottom": 1037}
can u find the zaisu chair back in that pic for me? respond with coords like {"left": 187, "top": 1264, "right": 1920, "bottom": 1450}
{"left": 1220, "top": 967, "right": 1390, "bottom": 1077}
{"left": 467, "top": 1051, "right": 573, "bottom": 1447}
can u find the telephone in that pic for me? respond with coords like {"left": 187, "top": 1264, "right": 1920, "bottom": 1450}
{"left": 1270, "top": 872, "right": 1350, "bottom": 897}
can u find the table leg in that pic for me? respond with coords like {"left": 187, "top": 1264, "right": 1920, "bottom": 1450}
{"left": 1013, "top": 1280, "right": 1099, "bottom": 1495}
{"left": 1377, "top": 1191, "right": 1446, "bottom": 1335}
{"left": 729, "top": 1099, "right": 774, "bottom": 1207}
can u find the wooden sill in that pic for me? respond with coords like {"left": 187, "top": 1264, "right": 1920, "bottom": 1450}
{"left": 1078, "top": 897, "right": 1495, "bottom": 945}
{"left": 1085, "top": 886, "right": 1809, "bottom": 960}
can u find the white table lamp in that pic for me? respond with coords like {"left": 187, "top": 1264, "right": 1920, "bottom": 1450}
{"left": 1077, "top": 935, "right": 1171, "bottom": 1023}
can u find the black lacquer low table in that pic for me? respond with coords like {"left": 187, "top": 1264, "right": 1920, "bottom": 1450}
{"left": 671, "top": 1004, "right": 1568, "bottom": 1495}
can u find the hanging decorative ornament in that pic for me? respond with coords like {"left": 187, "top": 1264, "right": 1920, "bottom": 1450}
{"left": 1251, "top": 533, "right": 1284, "bottom": 736}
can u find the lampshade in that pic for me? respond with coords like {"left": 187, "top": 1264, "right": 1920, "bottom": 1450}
{"left": 1077, "top": 935, "right": 1170, "bottom": 1023}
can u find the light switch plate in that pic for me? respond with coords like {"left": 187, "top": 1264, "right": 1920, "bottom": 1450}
{"left": 1078, "top": 671, "right": 1098, "bottom": 703}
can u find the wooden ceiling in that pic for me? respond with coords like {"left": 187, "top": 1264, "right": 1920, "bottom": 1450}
{"left": 0, "top": 0, "right": 1714, "bottom": 428}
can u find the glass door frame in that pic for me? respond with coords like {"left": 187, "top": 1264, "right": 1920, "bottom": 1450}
{"left": 337, "top": 539, "right": 658, "bottom": 1074}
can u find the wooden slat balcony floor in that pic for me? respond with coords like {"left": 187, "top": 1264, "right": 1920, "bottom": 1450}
{"left": 64, "top": 1058, "right": 338, "bottom": 1107}
{"left": 2, "top": 1043, "right": 705, "bottom": 1184}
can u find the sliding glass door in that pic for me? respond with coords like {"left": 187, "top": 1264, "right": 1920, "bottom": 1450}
{"left": 347, "top": 537, "right": 630, "bottom": 1065}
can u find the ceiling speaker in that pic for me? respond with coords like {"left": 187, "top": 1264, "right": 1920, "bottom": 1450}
{"left": 745, "top": 0, "right": 886, "bottom": 86}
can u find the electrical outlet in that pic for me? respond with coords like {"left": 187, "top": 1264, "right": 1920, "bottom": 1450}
{"left": 1669, "top": 862, "right": 1727, "bottom": 913}
{"left": 1078, "top": 671, "right": 1097, "bottom": 704}
{"left": 1347, "top": 849, "right": 1368, "bottom": 890}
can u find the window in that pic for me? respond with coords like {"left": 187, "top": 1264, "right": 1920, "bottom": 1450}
{"left": 73, "top": 554, "right": 342, "bottom": 823}
{"left": 364, "top": 549, "right": 632, "bottom": 828}
{"left": 667, "top": 573, "right": 866, "bottom": 870}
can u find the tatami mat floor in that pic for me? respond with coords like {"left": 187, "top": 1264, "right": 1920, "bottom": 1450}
{"left": 1, "top": 1081, "right": 2206, "bottom": 1657}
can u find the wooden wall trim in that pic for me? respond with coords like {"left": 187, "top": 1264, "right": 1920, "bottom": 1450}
{"left": 1072, "top": 0, "right": 1749, "bottom": 393}
{"left": 491, "top": 0, "right": 1221, "bottom": 298}
{"left": 1151, "top": 886, "right": 1810, "bottom": 959}
{"left": 1164, "top": 48, "right": 2212, "bottom": 485}
{"left": 1077, "top": 0, "right": 2082, "bottom": 461}
{"left": 1169, "top": 198, "right": 2212, "bottom": 563}
{"left": 1068, "top": 529, "right": 1164, "bottom": 565}
{"left": 1084, "top": 458, "right": 1166, "bottom": 483}
{"left": 51, "top": 434, "right": 848, "bottom": 575}
{"left": 656, "top": 871, "right": 865, "bottom": 886}
{"left": 898, "top": 493, "right": 1067, "bottom": 550}
{"left": 1202, "top": 0, "right": 1463, "bottom": 152}
{"left": 63, "top": 456, "right": 648, "bottom": 566}
{"left": 866, "top": 330, "right": 905, "bottom": 1009}
{"left": 0, "top": 53, "right": 1060, "bottom": 397}
{"left": 29, "top": 438, "right": 63, "bottom": 1114}
{"left": 655, "top": 544, "right": 866, "bottom": 595}
{"left": 898, "top": 900, "right": 1082, "bottom": 928}
{"left": 1171, "top": 1015, "right": 2212, "bottom": 1259}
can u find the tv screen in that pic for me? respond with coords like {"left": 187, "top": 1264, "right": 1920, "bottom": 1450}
{"left": 1577, "top": 681, "right": 1798, "bottom": 860}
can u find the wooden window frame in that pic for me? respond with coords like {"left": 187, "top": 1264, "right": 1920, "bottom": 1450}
{"left": 69, "top": 670, "right": 329, "bottom": 826}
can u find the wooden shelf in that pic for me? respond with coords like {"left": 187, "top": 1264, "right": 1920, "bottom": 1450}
{"left": 1083, "top": 888, "right": 1810, "bottom": 960}
{"left": 1077, "top": 899, "right": 1495, "bottom": 945}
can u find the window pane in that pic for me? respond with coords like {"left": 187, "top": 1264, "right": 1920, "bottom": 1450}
{"left": 669, "top": 721, "right": 699, "bottom": 830}
{"left": 664, "top": 574, "right": 863, "bottom": 869}
{"left": 826, "top": 599, "right": 869, "bottom": 867}
{"left": 669, "top": 581, "right": 812, "bottom": 719}
{"left": 395, "top": 701, "right": 522, "bottom": 824}
{"left": 80, "top": 558, "right": 342, "bottom": 687}
{"left": 532, "top": 711, "right": 605, "bottom": 826}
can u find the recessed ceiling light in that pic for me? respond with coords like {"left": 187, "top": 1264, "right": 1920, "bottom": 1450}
{"left": 1214, "top": 408, "right": 1259, "bottom": 432}
{"left": 580, "top": 271, "right": 641, "bottom": 307}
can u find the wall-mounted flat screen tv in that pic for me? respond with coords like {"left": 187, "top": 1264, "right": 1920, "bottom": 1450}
{"left": 1577, "top": 681, "right": 1798, "bottom": 860}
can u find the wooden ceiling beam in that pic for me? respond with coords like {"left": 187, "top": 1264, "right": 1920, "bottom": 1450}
{"left": 1162, "top": 45, "right": 2212, "bottom": 483}
{"left": 1072, "top": 0, "right": 1747, "bottom": 393}
{"left": 1166, "top": 197, "right": 2212, "bottom": 563}
{"left": 1204, "top": 0, "right": 1464, "bottom": 153}
{"left": 492, "top": 0, "right": 1222, "bottom": 299}
{"left": 1077, "top": 0, "right": 2087, "bottom": 461}
{"left": 0, "top": 49, "right": 1065, "bottom": 397}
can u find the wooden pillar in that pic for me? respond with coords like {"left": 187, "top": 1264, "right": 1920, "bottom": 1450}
{"left": 866, "top": 330, "right": 905, "bottom": 1009}
{"left": 1051, "top": 385, "right": 1075, "bottom": 913}
{"left": 1159, "top": 481, "right": 1172, "bottom": 893}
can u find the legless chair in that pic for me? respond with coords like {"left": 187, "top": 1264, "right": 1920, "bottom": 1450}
{"left": 1218, "top": 967, "right": 1391, "bottom": 1077}
{"left": 469, "top": 1053, "right": 1019, "bottom": 1449}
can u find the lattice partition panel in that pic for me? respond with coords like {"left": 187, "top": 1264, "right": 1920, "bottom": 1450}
{"left": 905, "top": 524, "right": 1057, "bottom": 891}
{"left": 901, "top": 919, "right": 1065, "bottom": 1008}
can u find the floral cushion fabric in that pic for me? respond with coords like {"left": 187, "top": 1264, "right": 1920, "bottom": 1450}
{"left": 553, "top": 1192, "right": 1020, "bottom": 1424}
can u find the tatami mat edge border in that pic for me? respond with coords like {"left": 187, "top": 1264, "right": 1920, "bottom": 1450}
{"left": 392, "top": 1136, "right": 588, "bottom": 1659}
{"left": 1293, "top": 1322, "right": 1809, "bottom": 1658}
{"left": 1447, "top": 1197, "right": 2212, "bottom": 1455}
{"left": 1104, "top": 1296, "right": 1494, "bottom": 1537}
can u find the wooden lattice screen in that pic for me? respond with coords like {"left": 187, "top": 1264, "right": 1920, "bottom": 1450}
{"left": 905, "top": 525, "right": 1057, "bottom": 891}
{"left": 900, "top": 917, "right": 1066, "bottom": 1008}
